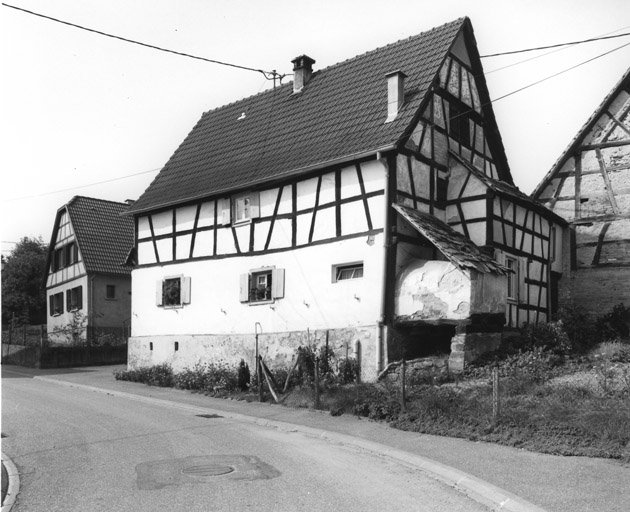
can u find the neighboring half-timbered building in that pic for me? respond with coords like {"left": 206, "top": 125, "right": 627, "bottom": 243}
{"left": 45, "top": 196, "right": 134, "bottom": 343}
{"left": 533, "top": 67, "right": 630, "bottom": 316}
{"left": 126, "top": 18, "right": 564, "bottom": 376}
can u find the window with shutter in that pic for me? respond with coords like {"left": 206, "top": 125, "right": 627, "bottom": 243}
{"left": 241, "top": 266, "right": 285, "bottom": 304}
{"left": 156, "top": 276, "right": 191, "bottom": 308}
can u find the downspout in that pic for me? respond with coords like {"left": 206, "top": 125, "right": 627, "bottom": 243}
{"left": 377, "top": 151, "right": 391, "bottom": 372}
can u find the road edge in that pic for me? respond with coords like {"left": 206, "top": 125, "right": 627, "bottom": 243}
{"left": 1, "top": 452, "right": 20, "bottom": 512}
{"left": 34, "top": 375, "right": 547, "bottom": 512}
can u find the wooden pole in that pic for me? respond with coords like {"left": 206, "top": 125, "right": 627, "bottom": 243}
{"left": 314, "top": 356, "right": 321, "bottom": 409}
{"left": 400, "top": 359, "right": 407, "bottom": 412}
{"left": 492, "top": 367, "right": 500, "bottom": 423}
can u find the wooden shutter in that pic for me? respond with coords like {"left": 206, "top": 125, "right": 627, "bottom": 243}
{"left": 220, "top": 198, "right": 231, "bottom": 225}
{"left": 272, "top": 268, "right": 285, "bottom": 299}
{"left": 49, "top": 295, "right": 54, "bottom": 317}
{"left": 239, "top": 273, "right": 250, "bottom": 302}
{"left": 77, "top": 286, "right": 83, "bottom": 310}
{"left": 156, "top": 280, "right": 163, "bottom": 306}
{"left": 249, "top": 192, "right": 260, "bottom": 219}
{"left": 66, "top": 290, "right": 71, "bottom": 311}
{"left": 181, "top": 276, "right": 192, "bottom": 305}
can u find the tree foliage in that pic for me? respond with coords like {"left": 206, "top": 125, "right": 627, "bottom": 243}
{"left": 1, "top": 237, "right": 48, "bottom": 326}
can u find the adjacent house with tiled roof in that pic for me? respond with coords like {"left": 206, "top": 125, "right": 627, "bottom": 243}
{"left": 533, "top": 67, "right": 630, "bottom": 316}
{"left": 45, "top": 196, "right": 134, "bottom": 344}
{"left": 125, "top": 17, "right": 564, "bottom": 376}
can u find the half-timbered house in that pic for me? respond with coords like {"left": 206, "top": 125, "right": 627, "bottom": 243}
{"left": 45, "top": 196, "right": 134, "bottom": 343}
{"left": 533, "top": 67, "right": 630, "bottom": 316}
{"left": 126, "top": 18, "right": 564, "bottom": 376}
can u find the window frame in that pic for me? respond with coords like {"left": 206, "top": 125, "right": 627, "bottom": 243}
{"left": 49, "top": 292, "right": 64, "bottom": 316}
{"left": 66, "top": 286, "right": 83, "bottom": 312}
{"left": 332, "top": 262, "right": 364, "bottom": 283}
{"left": 156, "top": 275, "right": 191, "bottom": 308}
{"left": 105, "top": 284, "right": 117, "bottom": 300}
{"left": 505, "top": 256, "right": 518, "bottom": 302}
{"left": 240, "top": 267, "right": 285, "bottom": 305}
{"left": 448, "top": 101, "right": 471, "bottom": 147}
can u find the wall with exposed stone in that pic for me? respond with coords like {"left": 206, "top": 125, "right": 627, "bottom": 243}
{"left": 128, "top": 324, "right": 379, "bottom": 381}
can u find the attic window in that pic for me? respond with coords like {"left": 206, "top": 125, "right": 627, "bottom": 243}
{"left": 449, "top": 102, "right": 471, "bottom": 147}
{"left": 230, "top": 192, "right": 260, "bottom": 225}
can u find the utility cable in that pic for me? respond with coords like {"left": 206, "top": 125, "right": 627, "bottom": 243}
{"left": 481, "top": 31, "right": 630, "bottom": 58}
{"left": 1, "top": 2, "right": 286, "bottom": 82}
{"left": 491, "top": 40, "right": 630, "bottom": 103}
{"left": 3, "top": 167, "right": 162, "bottom": 202}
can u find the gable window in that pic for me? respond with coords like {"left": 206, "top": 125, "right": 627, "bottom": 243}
{"left": 49, "top": 292, "right": 64, "bottom": 316}
{"left": 333, "top": 262, "right": 364, "bottom": 282}
{"left": 506, "top": 257, "right": 518, "bottom": 301}
{"left": 65, "top": 242, "right": 78, "bottom": 266}
{"left": 436, "top": 176, "right": 449, "bottom": 206}
{"left": 66, "top": 286, "right": 83, "bottom": 312}
{"left": 156, "top": 276, "right": 191, "bottom": 308}
{"left": 449, "top": 102, "right": 470, "bottom": 147}
{"left": 53, "top": 247, "right": 65, "bottom": 271}
{"left": 240, "top": 267, "right": 285, "bottom": 304}
{"left": 106, "top": 285, "right": 116, "bottom": 300}
{"left": 227, "top": 192, "right": 260, "bottom": 225}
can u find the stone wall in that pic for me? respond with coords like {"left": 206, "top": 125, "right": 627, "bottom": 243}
{"left": 128, "top": 325, "right": 379, "bottom": 381}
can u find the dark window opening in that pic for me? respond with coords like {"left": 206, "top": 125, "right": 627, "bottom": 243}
{"left": 436, "top": 177, "right": 449, "bottom": 206}
{"left": 66, "top": 286, "right": 83, "bottom": 311}
{"left": 250, "top": 270, "right": 272, "bottom": 302}
{"left": 334, "top": 263, "right": 364, "bottom": 282}
{"left": 49, "top": 292, "right": 64, "bottom": 316}
{"left": 449, "top": 102, "right": 470, "bottom": 147}
{"left": 163, "top": 278, "right": 181, "bottom": 306}
{"left": 106, "top": 285, "right": 116, "bottom": 299}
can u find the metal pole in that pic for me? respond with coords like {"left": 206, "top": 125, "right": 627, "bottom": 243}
{"left": 401, "top": 359, "right": 407, "bottom": 412}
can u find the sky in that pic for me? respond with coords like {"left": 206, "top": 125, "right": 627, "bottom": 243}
{"left": 2, "top": 0, "right": 629, "bottom": 257}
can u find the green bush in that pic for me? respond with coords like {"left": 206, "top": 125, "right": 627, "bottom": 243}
{"left": 113, "top": 363, "right": 174, "bottom": 387}
{"left": 352, "top": 384, "right": 401, "bottom": 421}
{"left": 337, "top": 357, "right": 360, "bottom": 384}
{"left": 596, "top": 303, "right": 630, "bottom": 341}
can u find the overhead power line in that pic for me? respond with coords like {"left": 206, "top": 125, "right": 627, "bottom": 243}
{"left": 1, "top": 2, "right": 287, "bottom": 83}
{"left": 481, "top": 31, "right": 630, "bottom": 58}
{"left": 491, "top": 40, "right": 630, "bottom": 103}
{"left": 4, "top": 167, "right": 162, "bottom": 202}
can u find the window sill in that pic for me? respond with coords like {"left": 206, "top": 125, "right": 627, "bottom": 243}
{"left": 232, "top": 218, "right": 252, "bottom": 227}
{"left": 247, "top": 299, "right": 274, "bottom": 306}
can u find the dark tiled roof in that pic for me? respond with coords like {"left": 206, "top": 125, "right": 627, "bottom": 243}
{"left": 393, "top": 203, "right": 508, "bottom": 275}
{"left": 128, "top": 18, "right": 467, "bottom": 214}
{"left": 66, "top": 196, "right": 135, "bottom": 275}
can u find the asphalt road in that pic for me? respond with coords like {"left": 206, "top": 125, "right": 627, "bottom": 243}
{"left": 1, "top": 366, "right": 489, "bottom": 512}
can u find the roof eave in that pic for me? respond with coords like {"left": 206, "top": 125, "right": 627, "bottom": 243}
{"left": 124, "top": 143, "right": 397, "bottom": 216}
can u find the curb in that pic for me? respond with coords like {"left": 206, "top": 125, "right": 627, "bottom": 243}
{"left": 34, "top": 376, "right": 547, "bottom": 512}
{"left": 1, "top": 453, "right": 20, "bottom": 512}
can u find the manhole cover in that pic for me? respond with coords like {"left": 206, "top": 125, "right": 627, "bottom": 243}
{"left": 182, "top": 464, "right": 234, "bottom": 477}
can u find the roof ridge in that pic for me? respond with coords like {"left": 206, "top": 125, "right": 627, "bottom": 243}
{"left": 200, "top": 17, "right": 466, "bottom": 117}
{"left": 68, "top": 195, "right": 132, "bottom": 207}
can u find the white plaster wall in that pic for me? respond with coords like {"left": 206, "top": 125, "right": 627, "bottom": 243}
{"left": 395, "top": 260, "right": 472, "bottom": 320}
{"left": 47, "top": 274, "right": 89, "bottom": 341}
{"left": 131, "top": 233, "right": 385, "bottom": 338}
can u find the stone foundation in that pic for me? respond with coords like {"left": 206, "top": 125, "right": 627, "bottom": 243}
{"left": 128, "top": 325, "right": 378, "bottom": 382}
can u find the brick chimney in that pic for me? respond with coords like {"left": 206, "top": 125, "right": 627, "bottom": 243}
{"left": 385, "top": 70, "right": 407, "bottom": 123}
{"left": 292, "top": 55, "right": 315, "bottom": 93}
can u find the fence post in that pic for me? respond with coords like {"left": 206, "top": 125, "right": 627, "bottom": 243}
{"left": 492, "top": 366, "right": 500, "bottom": 423}
{"left": 400, "top": 359, "right": 407, "bottom": 412}
{"left": 314, "top": 356, "right": 321, "bottom": 409}
{"left": 40, "top": 325, "right": 45, "bottom": 347}
{"left": 22, "top": 325, "right": 26, "bottom": 345}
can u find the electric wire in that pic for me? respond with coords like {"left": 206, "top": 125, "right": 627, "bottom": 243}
{"left": 480, "top": 31, "right": 630, "bottom": 58}
{"left": 3, "top": 167, "right": 162, "bottom": 202}
{"left": 1, "top": 2, "right": 285, "bottom": 82}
